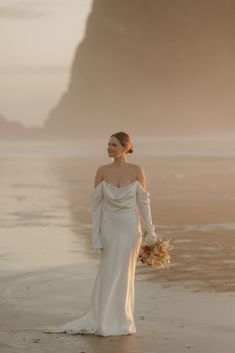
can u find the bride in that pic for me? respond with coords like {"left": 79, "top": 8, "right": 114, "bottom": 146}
{"left": 44, "top": 131, "right": 157, "bottom": 336}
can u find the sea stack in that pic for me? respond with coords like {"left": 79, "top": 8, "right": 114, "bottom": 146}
{"left": 43, "top": 0, "right": 235, "bottom": 138}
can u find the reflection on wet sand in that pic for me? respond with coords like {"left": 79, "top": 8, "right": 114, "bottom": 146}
{"left": 1, "top": 152, "right": 235, "bottom": 292}
{"left": 1, "top": 143, "right": 235, "bottom": 353}
{"left": 53, "top": 155, "right": 235, "bottom": 293}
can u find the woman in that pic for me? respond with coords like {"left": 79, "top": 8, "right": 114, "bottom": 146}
{"left": 44, "top": 131, "right": 157, "bottom": 336}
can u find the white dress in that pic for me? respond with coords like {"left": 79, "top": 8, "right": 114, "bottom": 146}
{"left": 44, "top": 180, "right": 157, "bottom": 336}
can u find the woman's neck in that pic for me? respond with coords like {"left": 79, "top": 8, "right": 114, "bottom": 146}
{"left": 112, "top": 156, "right": 128, "bottom": 167}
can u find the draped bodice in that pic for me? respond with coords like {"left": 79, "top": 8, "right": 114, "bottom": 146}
{"left": 89, "top": 179, "right": 156, "bottom": 249}
{"left": 102, "top": 180, "right": 138, "bottom": 214}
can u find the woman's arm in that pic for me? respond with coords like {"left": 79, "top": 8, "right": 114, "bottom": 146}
{"left": 136, "top": 165, "right": 147, "bottom": 190}
{"left": 136, "top": 166, "right": 158, "bottom": 244}
{"left": 94, "top": 166, "right": 103, "bottom": 188}
{"left": 89, "top": 166, "right": 104, "bottom": 249}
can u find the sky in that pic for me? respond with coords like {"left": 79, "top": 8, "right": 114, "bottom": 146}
{"left": 0, "top": 0, "right": 92, "bottom": 126}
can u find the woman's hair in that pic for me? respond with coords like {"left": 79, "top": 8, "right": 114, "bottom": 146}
{"left": 111, "top": 131, "right": 134, "bottom": 154}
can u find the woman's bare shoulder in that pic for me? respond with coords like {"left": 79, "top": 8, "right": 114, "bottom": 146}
{"left": 133, "top": 164, "right": 147, "bottom": 190}
{"left": 122, "top": 162, "right": 142, "bottom": 170}
{"left": 131, "top": 163, "right": 142, "bottom": 168}
{"left": 96, "top": 164, "right": 110, "bottom": 171}
{"left": 128, "top": 163, "right": 145, "bottom": 173}
{"left": 94, "top": 164, "right": 111, "bottom": 179}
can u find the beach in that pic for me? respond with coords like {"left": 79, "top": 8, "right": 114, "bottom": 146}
{"left": 0, "top": 140, "right": 235, "bottom": 352}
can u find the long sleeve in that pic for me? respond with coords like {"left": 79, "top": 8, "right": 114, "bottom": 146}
{"left": 89, "top": 182, "right": 104, "bottom": 249}
{"left": 136, "top": 182, "right": 158, "bottom": 245}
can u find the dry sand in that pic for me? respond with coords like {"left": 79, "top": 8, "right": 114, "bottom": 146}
{"left": 1, "top": 152, "right": 235, "bottom": 352}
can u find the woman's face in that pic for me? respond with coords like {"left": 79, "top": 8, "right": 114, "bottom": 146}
{"left": 107, "top": 136, "right": 127, "bottom": 158}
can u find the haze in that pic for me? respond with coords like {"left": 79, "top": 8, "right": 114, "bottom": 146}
{"left": 0, "top": 0, "right": 92, "bottom": 126}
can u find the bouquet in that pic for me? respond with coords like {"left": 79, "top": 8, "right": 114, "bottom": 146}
{"left": 138, "top": 230, "right": 173, "bottom": 268}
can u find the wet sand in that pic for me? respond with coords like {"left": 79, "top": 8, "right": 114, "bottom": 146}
{"left": 0, "top": 149, "right": 235, "bottom": 352}
{"left": 1, "top": 262, "right": 235, "bottom": 353}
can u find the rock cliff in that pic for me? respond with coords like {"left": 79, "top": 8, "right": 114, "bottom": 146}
{"left": 43, "top": 0, "right": 235, "bottom": 137}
